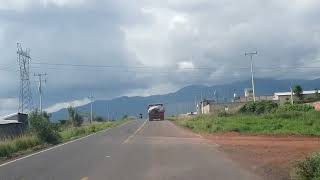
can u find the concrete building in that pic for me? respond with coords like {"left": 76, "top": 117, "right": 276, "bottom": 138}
{"left": 273, "top": 90, "right": 319, "bottom": 104}
{"left": 198, "top": 99, "right": 246, "bottom": 115}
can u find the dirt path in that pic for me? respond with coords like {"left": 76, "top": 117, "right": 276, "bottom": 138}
{"left": 204, "top": 132, "right": 320, "bottom": 180}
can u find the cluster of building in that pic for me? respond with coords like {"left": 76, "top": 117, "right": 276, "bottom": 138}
{"left": 197, "top": 88, "right": 320, "bottom": 115}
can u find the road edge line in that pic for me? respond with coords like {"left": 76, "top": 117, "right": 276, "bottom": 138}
{"left": 0, "top": 120, "right": 133, "bottom": 168}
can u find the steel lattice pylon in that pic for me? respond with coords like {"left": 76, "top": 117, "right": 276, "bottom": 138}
{"left": 17, "top": 43, "right": 33, "bottom": 113}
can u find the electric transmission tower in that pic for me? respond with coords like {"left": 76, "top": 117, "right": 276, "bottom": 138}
{"left": 17, "top": 43, "right": 33, "bottom": 113}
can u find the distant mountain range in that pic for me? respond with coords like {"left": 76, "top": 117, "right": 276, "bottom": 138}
{"left": 51, "top": 78, "right": 320, "bottom": 121}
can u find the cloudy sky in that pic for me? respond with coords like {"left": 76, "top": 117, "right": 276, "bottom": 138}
{"left": 0, "top": 0, "right": 320, "bottom": 116}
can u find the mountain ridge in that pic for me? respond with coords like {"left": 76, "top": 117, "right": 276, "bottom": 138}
{"left": 51, "top": 78, "right": 320, "bottom": 121}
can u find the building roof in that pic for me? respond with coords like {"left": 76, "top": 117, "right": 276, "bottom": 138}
{"left": 0, "top": 112, "right": 25, "bottom": 125}
{"left": 2, "top": 112, "right": 19, "bottom": 120}
{"left": 0, "top": 119, "right": 20, "bottom": 125}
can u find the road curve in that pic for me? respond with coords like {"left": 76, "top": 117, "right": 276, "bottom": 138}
{"left": 0, "top": 120, "right": 259, "bottom": 180}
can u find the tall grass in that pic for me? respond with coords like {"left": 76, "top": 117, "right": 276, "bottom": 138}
{"left": 59, "top": 120, "right": 126, "bottom": 141}
{"left": 0, "top": 135, "right": 41, "bottom": 158}
{"left": 175, "top": 111, "right": 320, "bottom": 135}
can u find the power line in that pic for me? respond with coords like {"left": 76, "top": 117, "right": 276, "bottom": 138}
{"left": 30, "top": 61, "right": 320, "bottom": 71}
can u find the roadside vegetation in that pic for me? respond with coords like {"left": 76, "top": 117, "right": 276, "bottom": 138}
{"left": 0, "top": 106, "right": 128, "bottom": 160}
{"left": 172, "top": 96, "right": 320, "bottom": 179}
{"left": 294, "top": 152, "right": 320, "bottom": 180}
{"left": 174, "top": 101, "right": 320, "bottom": 135}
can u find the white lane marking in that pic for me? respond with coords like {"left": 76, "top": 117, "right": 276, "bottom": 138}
{"left": 122, "top": 120, "right": 148, "bottom": 144}
{"left": 105, "top": 155, "right": 111, "bottom": 158}
{"left": 0, "top": 120, "right": 133, "bottom": 168}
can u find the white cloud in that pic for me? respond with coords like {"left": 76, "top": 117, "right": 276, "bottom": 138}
{"left": 169, "top": 15, "right": 188, "bottom": 30}
{"left": 125, "top": 83, "right": 178, "bottom": 97}
{"left": 0, "top": 98, "right": 18, "bottom": 116}
{"left": 177, "top": 61, "right": 194, "bottom": 70}
{"left": 0, "top": 0, "right": 85, "bottom": 10}
{"left": 45, "top": 98, "right": 90, "bottom": 113}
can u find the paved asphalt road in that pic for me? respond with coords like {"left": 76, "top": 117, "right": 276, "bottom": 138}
{"left": 0, "top": 120, "right": 259, "bottom": 180}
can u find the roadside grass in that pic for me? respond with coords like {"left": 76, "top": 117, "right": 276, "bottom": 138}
{"left": 0, "top": 135, "right": 41, "bottom": 159}
{"left": 174, "top": 111, "right": 320, "bottom": 135}
{"left": 59, "top": 120, "right": 127, "bottom": 141}
{"left": 172, "top": 102, "right": 320, "bottom": 179}
{"left": 293, "top": 152, "right": 320, "bottom": 180}
{"left": 0, "top": 120, "right": 128, "bottom": 159}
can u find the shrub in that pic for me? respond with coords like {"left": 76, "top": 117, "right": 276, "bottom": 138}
{"left": 294, "top": 153, "right": 320, "bottom": 180}
{"left": 67, "top": 106, "right": 83, "bottom": 127}
{"left": 239, "top": 100, "right": 278, "bottom": 114}
{"left": 29, "top": 111, "right": 61, "bottom": 144}
{"left": 267, "top": 111, "right": 304, "bottom": 119}
{"left": 277, "top": 104, "right": 314, "bottom": 112}
{"left": 94, "top": 116, "right": 105, "bottom": 122}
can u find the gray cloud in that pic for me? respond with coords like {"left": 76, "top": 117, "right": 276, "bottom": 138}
{"left": 0, "top": 0, "right": 320, "bottom": 115}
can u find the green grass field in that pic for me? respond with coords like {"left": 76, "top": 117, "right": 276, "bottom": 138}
{"left": 174, "top": 111, "right": 320, "bottom": 135}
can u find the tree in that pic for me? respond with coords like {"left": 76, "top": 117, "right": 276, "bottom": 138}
{"left": 122, "top": 115, "right": 128, "bottom": 120}
{"left": 94, "top": 116, "right": 104, "bottom": 122}
{"left": 73, "top": 113, "right": 83, "bottom": 127}
{"left": 67, "top": 106, "right": 83, "bottom": 127}
{"left": 293, "top": 85, "right": 303, "bottom": 101}
{"left": 28, "top": 110, "right": 60, "bottom": 144}
{"left": 42, "top": 111, "right": 51, "bottom": 122}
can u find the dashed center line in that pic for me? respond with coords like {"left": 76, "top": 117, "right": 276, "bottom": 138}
{"left": 122, "top": 120, "right": 148, "bottom": 144}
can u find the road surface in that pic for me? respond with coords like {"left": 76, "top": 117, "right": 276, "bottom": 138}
{"left": 0, "top": 120, "right": 259, "bottom": 180}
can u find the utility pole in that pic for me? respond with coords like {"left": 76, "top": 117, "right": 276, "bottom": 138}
{"left": 290, "top": 87, "right": 294, "bottom": 105}
{"left": 34, "top": 73, "right": 47, "bottom": 113}
{"left": 245, "top": 51, "right": 258, "bottom": 102}
{"left": 194, "top": 96, "right": 197, "bottom": 113}
{"left": 88, "top": 95, "right": 94, "bottom": 124}
{"left": 290, "top": 81, "right": 294, "bottom": 105}
{"left": 106, "top": 104, "right": 110, "bottom": 121}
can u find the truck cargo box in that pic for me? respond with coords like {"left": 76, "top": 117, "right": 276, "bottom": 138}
{"left": 148, "top": 104, "right": 165, "bottom": 121}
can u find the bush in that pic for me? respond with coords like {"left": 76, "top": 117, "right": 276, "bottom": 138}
{"left": 94, "top": 116, "right": 105, "bottom": 122}
{"left": 29, "top": 111, "right": 61, "bottom": 144}
{"left": 67, "top": 106, "right": 84, "bottom": 127}
{"left": 277, "top": 104, "right": 314, "bottom": 112}
{"left": 239, "top": 100, "right": 278, "bottom": 114}
{"left": 294, "top": 153, "right": 320, "bottom": 180}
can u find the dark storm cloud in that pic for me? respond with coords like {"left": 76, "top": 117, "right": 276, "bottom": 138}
{"left": 0, "top": 0, "right": 320, "bottom": 115}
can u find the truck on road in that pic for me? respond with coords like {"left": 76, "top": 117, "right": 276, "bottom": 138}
{"left": 148, "top": 104, "right": 165, "bottom": 121}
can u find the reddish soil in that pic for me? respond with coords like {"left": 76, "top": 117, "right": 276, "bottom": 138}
{"left": 204, "top": 133, "right": 320, "bottom": 180}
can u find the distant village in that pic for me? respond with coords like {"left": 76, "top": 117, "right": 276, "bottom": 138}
{"left": 196, "top": 87, "right": 320, "bottom": 115}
